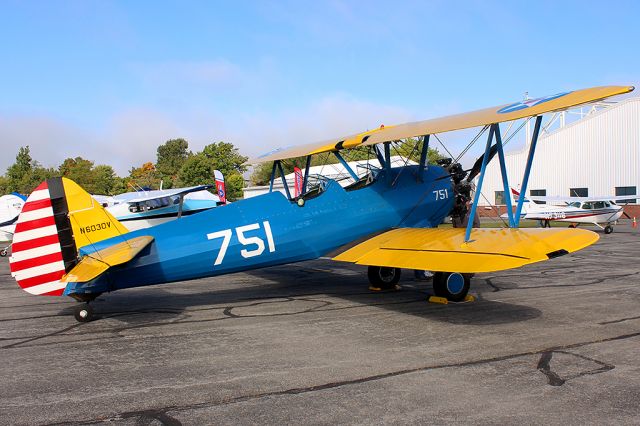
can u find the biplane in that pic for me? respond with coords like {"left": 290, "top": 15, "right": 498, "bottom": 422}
{"left": 509, "top": 188, "right": 639, "bottom": 233}
{"left": 8, "top": 85, "right": 634, "bottom": 322}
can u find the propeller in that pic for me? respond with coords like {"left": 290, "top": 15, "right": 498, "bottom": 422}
{"left": 466, "top": 144, "right": 499, "bottom": 182}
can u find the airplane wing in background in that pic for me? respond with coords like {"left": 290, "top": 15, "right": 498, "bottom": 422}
{"left": 526, "top": 195, "right": 640, "bottom": 204}
{"left": 123, "top": 185, "right": 215, "bottom": 203}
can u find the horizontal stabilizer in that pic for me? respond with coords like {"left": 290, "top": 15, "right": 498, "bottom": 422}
{"left": 333, "top": 228, "right": 598, "bottom": 273}
{"left": 62, "top": 236, "right": 154, "bottom": 283}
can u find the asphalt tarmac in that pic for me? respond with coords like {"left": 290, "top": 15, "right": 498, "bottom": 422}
{"left": 1, "top": 224, "right": 639, "bottom": 425}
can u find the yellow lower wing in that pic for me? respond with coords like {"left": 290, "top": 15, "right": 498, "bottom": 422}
{"left": 333, "top": 228, "right": 598, "bottom": 273}
{"left": 62, "top": 236, "right": 154, "bottom": 283}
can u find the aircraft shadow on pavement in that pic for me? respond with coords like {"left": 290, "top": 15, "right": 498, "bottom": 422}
{"left": 64, "top": 260, "right": 540, "bottom": 327}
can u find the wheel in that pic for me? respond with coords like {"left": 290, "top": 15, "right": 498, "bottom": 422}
{"left": 368, "top": 266, "right": 401, "bottom": 290}
{"left": 74, "top": 304, "right": 93, "bottom": 323}
{"left": 604, "top": 225, "right": 613, "bottom": 234}
{"left": 568, "top": 224, "right": 576, "bottom": 228}
{"left": 433, "top": 272, "right": 471, "bottom": 302}
{"left": 0, "top": 248, "right": 7, "bottom": 257}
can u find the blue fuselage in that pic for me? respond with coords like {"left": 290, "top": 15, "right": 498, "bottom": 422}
{"left": 65, "top": 165, "right": 454, "bottom": 295}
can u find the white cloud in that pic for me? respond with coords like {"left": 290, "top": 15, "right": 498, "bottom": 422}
{"left": 1, "top": 94, "right": 427, "bottom": 177}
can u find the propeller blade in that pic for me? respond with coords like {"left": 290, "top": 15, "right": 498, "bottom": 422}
{"left": 467, "top": 144, "right": 499, "bottom": 182}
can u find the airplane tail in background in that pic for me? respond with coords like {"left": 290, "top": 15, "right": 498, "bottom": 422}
{"left": 510, "top": 187, "right": 529, "bottom": 203}
{"left": 214, "top": 170, "right": 226, "bottom": 204}
{"left": 9, "top": 177, "right": 130, "bottom": 296}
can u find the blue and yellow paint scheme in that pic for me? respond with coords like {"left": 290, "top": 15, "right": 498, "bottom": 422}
{"left": 8, "top": 85, "right": 633, "bottom": 321}
{"left": 62, "top": 164, "right": 454, "bottom": 295}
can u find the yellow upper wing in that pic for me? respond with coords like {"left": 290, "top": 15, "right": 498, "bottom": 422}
{"left": 248, "top": 85, "right": 633, "bottom": 163}
{"left": 333, "top": 227, "right": 598, "bottom": 273}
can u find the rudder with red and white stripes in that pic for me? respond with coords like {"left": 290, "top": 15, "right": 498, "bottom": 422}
{"left": 9, "top": 179, "right": 78, "bottom": 296}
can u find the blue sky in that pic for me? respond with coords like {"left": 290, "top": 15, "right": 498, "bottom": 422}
{"left": 1, "top": 0, "right": 638, "bottom": 175}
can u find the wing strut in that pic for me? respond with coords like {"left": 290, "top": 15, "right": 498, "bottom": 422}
{"left": 302, "top": 155, "right": 312, "bottom": 193}
{"left": 268, "top": 161, "right": 277, "bottom": 193}
{"left": 334, "top": 151, "right": 358, "bottom": 181}
{"left": 465, "top": 125, "right": 495, "bottom": 242}
{"left": 418, "top": 135, "right": 431, "bottom": 182}
{"left": 514, "top": 115, "right": 543, "bottom": 225}
{"left": 384, "top": 142, "right": 391, "bottom": 184}
{"left": 494, "top": 124, "right": 515, "bottom": 227}
{"left": 276, "top": 160, "right": 292, "bottom": 200}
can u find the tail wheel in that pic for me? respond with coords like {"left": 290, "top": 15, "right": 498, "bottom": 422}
{"left": 74, "top": 303, "right": 94, "bottom": 323}
{"left": 604, "top": 225, "right": 613, "bottom": 234}
{"left": 368, "top": 266, "right": 401, "bottom": 290}
{"left": 433, "top": 272, "right": 471, "bottom": 302}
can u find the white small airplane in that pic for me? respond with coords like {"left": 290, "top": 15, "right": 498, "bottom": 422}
{"left": 508, "top": 188, "right": 638, "bottom": 234}
{"left": 90, "top": 170, "right": 228, "bottom": 232}
{"left": 96, "top": 185, "right": 223, "bottom": 232}
{"left": 0, "top": 193, "right": 27, "bottom": 256}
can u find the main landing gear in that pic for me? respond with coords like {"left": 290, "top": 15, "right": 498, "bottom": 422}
{"left": 367, "top": 266, "right": 401, "bottom": 291}
{"left": 432, "top": 272, "right": 471, "bottom": 302}
{"left": 367, "top": 266, "right": 472, "bottom": 302}
{"left": 604, "top": 225, "right": 613, "bottom": 234}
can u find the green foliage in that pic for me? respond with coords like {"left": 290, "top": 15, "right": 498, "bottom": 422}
{"left": 156, "top": 138, "right": 191, "bottom": 188}
{"left": 58, "top": 157, "right": 125, "bottom": 195}
{"left": 3, "top": 146, "right": 57, "bottom": 194}
{"left": 176, "top": 142, "right": 248, "bottom": 201}
{"left": 1, "top": 140, "right": 250, "bottom": 199}
{"left": 394, "top": 137, "right": 446, "bottom": 164}
{"left": 93, "top": 165, "right": 126, "bottom": 195}
{"left": 200, "top": 142, "right": 248, "bottom": 176}
{"left": 249, "top": 140, "right": 444, "bottom": 186}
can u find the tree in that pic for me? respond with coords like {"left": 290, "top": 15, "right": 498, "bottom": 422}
{"left": 4, "top": 146, "right": 56, "bottom": 194}
{"left": 200, "top": 142, "right": 248, "bottom": 176}
{"left": 156, "top": 138, "right": 191, "bottom": 188}
{"left": 93, "top": 165, "right": 125, "bottom": 195}
{"left": 127, "top": 162, "right": 161, "bottom": 190}
{"left": 59, "top": 157, "right": 95, "bottom": 190}
{"left": 176, "top": 142, "right": 248, "bottom": 201}
{"left": 249, "top": 141, "right": 444, "bottom": 186}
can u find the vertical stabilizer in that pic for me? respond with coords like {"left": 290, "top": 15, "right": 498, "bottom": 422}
{"left": 9, "top": 177, "right": 129, "bottom": 296}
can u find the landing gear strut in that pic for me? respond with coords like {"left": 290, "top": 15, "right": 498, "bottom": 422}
{"left": 368, "top": 266, "right": 401, "bottom": 291}
{"left": 432, "top": 272, "right": 471, "bottom": 302}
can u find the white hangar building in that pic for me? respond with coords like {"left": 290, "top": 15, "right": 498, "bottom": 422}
{"left": 479, "top": 96, "right": 640, "bottom": 212}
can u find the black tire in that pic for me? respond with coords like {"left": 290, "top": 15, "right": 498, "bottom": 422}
{"left": 74, "top": 304, "right": 93, "bottom": 323}
{"left": 433, "top": 272, "right": 471, "bottom": 302}
{"left": 368, "top": 266, "right": 401, "bottom": 290}
{"left": 568, "top": 224, "right": 576, "bottom": 228}
{"left": 604, "top": 225, "right": 613, "bottom": 234}
{"left": 0, "top": 249, "right": 7, "bottom": 257}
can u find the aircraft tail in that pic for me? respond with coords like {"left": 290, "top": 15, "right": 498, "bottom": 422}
{"left": 9, "top": 177, "right": 130, "bottom": 296}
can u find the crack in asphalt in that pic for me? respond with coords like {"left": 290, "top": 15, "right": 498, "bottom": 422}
{"left": 537, "top": 350, "right": 615, "bottom": 386}
{"left": 599, "top": 315, "right": 640, "bottom": 325}
{"left": 39, "top": 330, "right": 640, "bottom": 426}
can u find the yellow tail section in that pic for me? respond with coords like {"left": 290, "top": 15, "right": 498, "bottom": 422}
{"left": 61, "top": 178, "right": 130, "bottom": 249}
